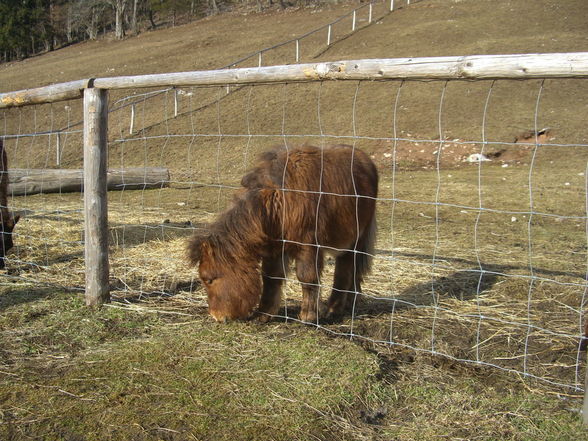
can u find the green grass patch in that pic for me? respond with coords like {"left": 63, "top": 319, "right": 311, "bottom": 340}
{"left": 0, "top": 293, "right": 383, "bottom": 440}
{"left": 0, "top": 291, "right": 586, "bottom": 440}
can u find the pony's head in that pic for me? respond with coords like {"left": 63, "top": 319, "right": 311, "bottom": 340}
{"left": 187, "top": 232, "right": 261, "bottom": 322}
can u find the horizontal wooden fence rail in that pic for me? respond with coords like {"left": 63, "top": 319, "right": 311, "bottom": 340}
{"left": 2, "top": 53, "right": 588, "bottom": 109}
{"left": 8, "top": 167, "right": 170, "bottom": 196}
{"left": 0, "top": 79, "right": 91, "bottom": 109}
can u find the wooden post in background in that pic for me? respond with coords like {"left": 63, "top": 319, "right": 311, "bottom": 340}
{"left": 55, "top": 132, "right": 61, "bottom": 166}
{"left": 83, "top": 87, "right": 110, "bottom": 307}
{"left": 129, "top": 104, "right": 135, "bottom": 134}
{"left": 174, "top": 88, "right": 179, "bottom": 117}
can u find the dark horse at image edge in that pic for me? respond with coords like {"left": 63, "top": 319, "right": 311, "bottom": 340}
{"left": 187, "top": 144, "right": 378, "bottom": 323}
{"left": 0, "top": 139, "right": 19, "bottom": 269}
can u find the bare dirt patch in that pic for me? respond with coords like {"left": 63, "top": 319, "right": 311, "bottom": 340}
{"left": 368, "top": 137, "right": 537, "bottom": 170}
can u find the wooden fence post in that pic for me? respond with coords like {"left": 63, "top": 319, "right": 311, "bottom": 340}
{"left": 83, "top": 87, "right": 110, "bottom": 307}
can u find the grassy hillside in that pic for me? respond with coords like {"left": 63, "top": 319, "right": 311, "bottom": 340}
{"left": 1, "top": 0, "right": 587, "bottom": 172}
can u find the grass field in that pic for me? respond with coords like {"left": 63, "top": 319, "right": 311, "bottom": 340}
{"left": 0, "top": 289, "right": 585, "bottom": 440}
{"left": 1, "top": 162, "right": 587, "bottom": 439}
{"left": 1, "top": 0, "right": 588, "bottom": 439}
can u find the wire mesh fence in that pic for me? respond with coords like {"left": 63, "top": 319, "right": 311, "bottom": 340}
{"left": 1, "top": 62, "right": 587, "bottom": 395}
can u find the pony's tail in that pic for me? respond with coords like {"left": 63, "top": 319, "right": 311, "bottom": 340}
{"left": 355, "top": 214, "right": 376, "bottom": 282}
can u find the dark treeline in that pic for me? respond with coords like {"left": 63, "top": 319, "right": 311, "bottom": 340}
{"left": 0, "top": 0, "right": 322, "bottom": 63}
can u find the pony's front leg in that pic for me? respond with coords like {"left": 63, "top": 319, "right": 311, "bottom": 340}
{"left": 256, "top": 254, "right": 289, "bottom": 322}
{"left": 295, "top": 247, "right": 324, "bottom": 323}
{"left": 326, "top": 251, "right": 358, "bottom": 318}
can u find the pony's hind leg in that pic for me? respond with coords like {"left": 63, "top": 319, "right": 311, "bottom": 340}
{"left": 295, "top": 248, "right": 324, "bottom": 323}
{"left": 327, "top": 252, "right": 360, "bottom": 318}
{"left": 257, "top": 254, "right": 289, "bottom": 322}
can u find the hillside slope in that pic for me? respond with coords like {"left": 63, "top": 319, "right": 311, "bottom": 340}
{"left": 1, "top": 0, "right": 587, "bottom": 174}
{"left": 2, "top": 0, "right": 586, "bottom": 93}
{"left": 0, "top": 2, "right": 360, "bottom": 93}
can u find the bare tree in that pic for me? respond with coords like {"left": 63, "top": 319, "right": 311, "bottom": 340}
{"left": 208, "top": 0, "right": 219, "bottom": 15}
{"left": 66, "top": 0, "right": 109, "bottom": 41}
{"left": 256, "top": 0, "right": 287, "bottom": 12}
{"left": 108, "top": 0, "right": 127, "bottom": 39}
{"left": 269, "top": 0, "right": 287, "bottom": 9}
{"left": 130, "top": 0, "right": 141, "bottom": 34}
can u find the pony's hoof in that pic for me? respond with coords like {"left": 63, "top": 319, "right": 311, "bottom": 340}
{"left": 252, "top": 311, "right": 273, "bottom": 323}
{"left": 298, "top": 311, "right": 319, "bottom": 324}
{"left": 326, "top": 305, "right": 344, "bottom": 319}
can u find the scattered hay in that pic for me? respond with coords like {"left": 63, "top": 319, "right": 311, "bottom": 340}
{"left": 2, "top": 166, "right": 586, "bottom": 395}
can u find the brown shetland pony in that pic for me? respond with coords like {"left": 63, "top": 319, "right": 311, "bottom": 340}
{"left": 187, "top": 144, "right": 378, "bottom": 323}
{"left": 0, "top": 139, "right": 19, "bottom": 269}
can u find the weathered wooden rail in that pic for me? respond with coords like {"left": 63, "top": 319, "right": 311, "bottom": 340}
{"left": 2, "top": 53, "right": 588, "bottom": 109}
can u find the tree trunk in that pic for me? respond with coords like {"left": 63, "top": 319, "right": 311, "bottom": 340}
{"left": 88, "top": 6, "right": 99, "bottom": 40}
{"left": 48, "top": 0, "right": 55, "bottom": 51}
{"left": 131, "top": 0, "right": 139, "bottom": 34}
{"left": 114, "top": 0, "right": 126, "bottom": 40}
{"left": 148, "top": 8, "right": 157, "bottom": 29}
{"left": 66, "top": 6, "right": 73, "bottom": 43}
{"left": 209, "top": 0, "right": 219, "bottom": 15}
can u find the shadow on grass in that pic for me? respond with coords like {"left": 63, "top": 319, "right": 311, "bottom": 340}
{"left": 108, "top": 221, "right": 202, "bottom": 248}
{"left": 110, "top": 279, "right": 202, "bottom": 302}
{"left": 399, "top": 269, "right": 500, "bottom": 303}
{"left": 0, "top": 286, "right": 73, "bottom": 311}
{"left": 379, "top": 248, "right": 585, "bottom": 283}
{"left": 348, "top": 269, "right": 500, "bottom": 321}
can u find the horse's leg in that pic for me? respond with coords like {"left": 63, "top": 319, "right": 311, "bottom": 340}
{"left": 328, "top": 217, "right": 374, "bottom": 318}
{"left": 326, "top": 251, "right": 357, "bottom": 318}
{"left": 295, "top": 247, "right": 324, "bottom": 323}
{"left": 256, "top": 254, "right": 289, "bottom": 322}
